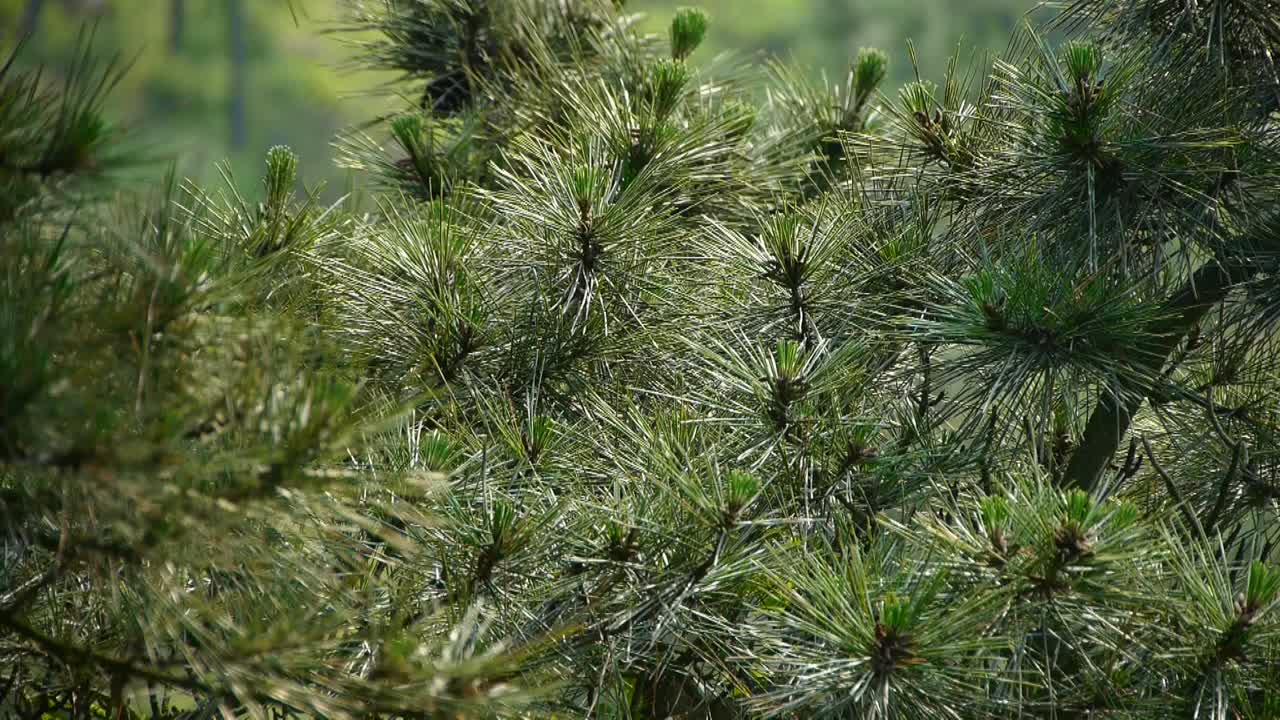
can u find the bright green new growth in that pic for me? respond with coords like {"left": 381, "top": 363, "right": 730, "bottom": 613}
{"left": 670, "top": 7, "right": 710, "bottom": 61}
{"left": 263, "top": 145, "right": 298, "bottom": 215}
{"left": 852, "top": 47, "right": 889, "bottom": 103}
{"left": 3, "top": 0, "right": 1280, "bottom": 719}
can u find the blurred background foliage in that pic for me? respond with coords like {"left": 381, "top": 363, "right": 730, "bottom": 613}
{"left": 0, "top": 0, "right": 1042, "bottom": 199}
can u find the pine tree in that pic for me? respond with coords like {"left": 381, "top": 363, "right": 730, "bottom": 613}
{"left": 3, "top": 0, "right": 1280, "bottom": 718}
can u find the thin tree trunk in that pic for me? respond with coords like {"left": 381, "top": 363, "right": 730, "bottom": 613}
{"left": 227, "top": 0, "right": 247, "bottom": 150}
{"left": 1062, "top": 260, "right": 1253, "bottom": 491}
{"left": 169, "top": 0, "right": 185, "bottom": 54}
{"left": 17, "top": 0, "right": 45, "bottom": 40}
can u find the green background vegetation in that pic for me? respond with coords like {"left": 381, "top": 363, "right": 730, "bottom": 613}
{"left": 1, "top": 0, "right": 1038, "bottom": 196}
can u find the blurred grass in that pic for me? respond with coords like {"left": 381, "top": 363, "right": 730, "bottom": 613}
{"left": 1, "top": 0, "right": 1040, "bottom": 199}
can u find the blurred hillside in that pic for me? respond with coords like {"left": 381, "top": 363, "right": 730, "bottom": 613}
{"left": 1, "top": 0, "right": 1041, "bottom": 198}
{"left": 0, "top": 0, "right": 399, "bottom": 198}
{"left": 635, "top": 0, "right": 1045, "bottom": 86}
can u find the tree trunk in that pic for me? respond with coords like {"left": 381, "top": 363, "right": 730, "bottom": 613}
{"left": 169, "top": 0, "right": 185, "bottom": 54}
{"left": 17, "top": 0, "right": 45, "bottom": 40}
{"left": 227, "top": 0, "right": 247, "bottom": 149}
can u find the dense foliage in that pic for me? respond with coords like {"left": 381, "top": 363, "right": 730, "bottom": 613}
{"left": 3, "top": 1, "right": 1280, "bottom": 718}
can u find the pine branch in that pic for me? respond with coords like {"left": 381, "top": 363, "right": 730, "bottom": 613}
{"left": 0, "top": 508, "right": 66, "bottom": 614}
{"left": 1063, "top": 259, "right": 1255, "bottom": 491}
